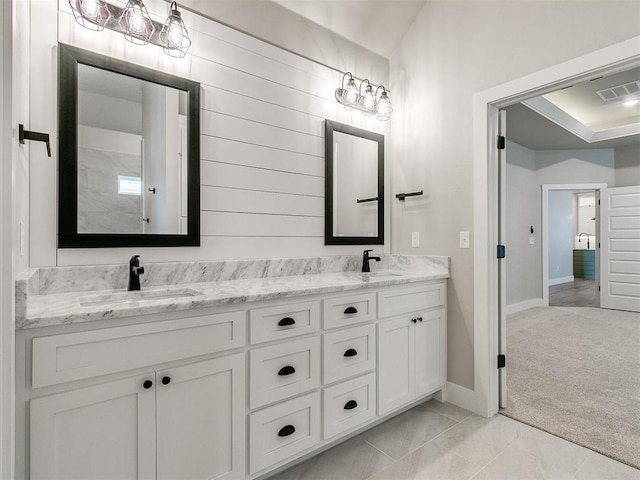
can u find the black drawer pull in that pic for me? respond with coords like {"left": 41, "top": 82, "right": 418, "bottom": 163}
{"left": 344, "top": 306, "right": 358, "bottom": 314}
{"left": 344, "top": 400, "right": 358, "bottom": 410}
{"left": 344, "top": 348, "right": 358, "bottom": 357}
{"left": 278, "top": 425, "right": 296, "bottom": 437}
{"left": 162, "top": 376, "right": 171, "bottom": 385}
{"left": 411, "top": 318, "right": 417, "bottom": 323}
{"left": 143, "top": 380, "right": 153, "bottom": 389}
{"left": 278, "top": 317, "right": 296, "bottom": 327}
{"left": 418, "top": 317, "right": 423, "bottom": 322}
{"left": 277, "top": 365, "right": 296, "bottom": 376}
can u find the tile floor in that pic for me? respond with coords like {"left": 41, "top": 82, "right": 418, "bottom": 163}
{"left": 268, "top": 400, "right": 640, "bottom": 480}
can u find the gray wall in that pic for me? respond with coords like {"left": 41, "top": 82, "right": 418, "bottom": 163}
{"left": 505, "top": 141, "right": 616, "bottom": 306}
{"left": 614, "top": 144, "right": 640, "bottom": 187}
{"left": 389, "top": 0, "right": 640, "bottom": 389}
{"left": 506, "top": 142, "right": 541, "bottom": 305}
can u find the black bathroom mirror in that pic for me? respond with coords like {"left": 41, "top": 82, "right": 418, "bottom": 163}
{"left": 325, "top": 120, "right": 384, "bottom": 245}
{"left": 58, "top": 43, "right": 200, "bottom": 248}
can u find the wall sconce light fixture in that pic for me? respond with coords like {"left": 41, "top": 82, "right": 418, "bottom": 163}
{"left": 68, "top": 0, "right": 191, "bottom": 58}
{"left": 335, "top": 72, "right": 393, "bottom": 121}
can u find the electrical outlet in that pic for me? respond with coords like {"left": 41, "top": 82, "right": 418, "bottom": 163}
{"left": 460, "top": 231, "right": 470, "bottom": 249}
{"left": 529, "top": 236, "right": 535, "bottom": 245}
{"left": 411, "top": 232, "right": 419, "bottom": 248}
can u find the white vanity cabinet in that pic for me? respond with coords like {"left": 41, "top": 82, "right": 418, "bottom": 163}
{"left": 30, "top": 354, "right": 245, "bottom": 480}
{"left": 377, "top": 282, "right": 447, "bottom": 415}
{"left": 26, "top": 310, "right": 247, "bottom": 480}
{"left": 20, "top": 278, "right": 448, "bottom": 480}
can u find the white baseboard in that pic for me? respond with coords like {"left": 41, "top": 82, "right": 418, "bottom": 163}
{"left": 548, "top": 275, "right": 574, "bottom": 286}
{"left": 445, "top": 381, "right": 486, "bottom": 416}
{"left": 505, "top": 298, "right": 546, "bottom": 315}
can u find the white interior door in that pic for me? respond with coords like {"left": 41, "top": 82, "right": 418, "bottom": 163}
{"left": 498, "top": 109, "right": 507, "bottom": 408}
{"left": 600, "top": 185, "right": 640, "bottom": 312}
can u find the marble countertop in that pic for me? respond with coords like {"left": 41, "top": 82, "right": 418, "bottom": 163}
{"left": 18, "top": 269, "right": 449, "bottom": 330}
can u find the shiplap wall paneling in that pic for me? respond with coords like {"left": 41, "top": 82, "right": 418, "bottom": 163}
{"left": 37, "top": 0, "right": 390, "bottom": 266}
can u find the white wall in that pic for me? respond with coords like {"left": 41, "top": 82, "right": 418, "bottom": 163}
{"left": 389, "top": 0, "right": 640, "bottom": 389}
{"left": 27, "top": 0, "right": 390, "bottom": 267}
{"left": 548, "top": 191, "right": 574, "bottom": 284}
{"left": 615, "top": 144, "right": 640, "bottom": 186}
{"left": 178, "top": 0, "right": 389, "bottom": 85}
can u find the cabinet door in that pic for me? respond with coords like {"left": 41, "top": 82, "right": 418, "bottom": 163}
{"left": 156, "top": 354, "right": 246, "bottom": 480}
{"left": 377, "top": 316, "right": 415, "bottom": 415}
{"left": 30, "top": 374, "right": 156, "bottom": 480}
{"left": 415, "top": 309, "right": 446, "bottom": 398}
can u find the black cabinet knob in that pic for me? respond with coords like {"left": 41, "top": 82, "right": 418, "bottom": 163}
{"left": 277, "top": 425, "right": 296, "bottom": 437}
{"left": 143, "top": 380, "right": 153, "bottom": 389}
{"left": 418, "top": 317, "right": 423, "bottom": 322}
{"left": 344, "top": 306, "right": 358, "bottom": 314}
{"left": 411, "top": 318, "right": 417, "bottom": 323}
{"left": 278, "top": 317, "right": 296, "bottom": 327}
{"left": 277, "top": 365, "right": 296, "bottom": 376}
{"left": 344, "top": 400, "right": 358, "bottom": 410}
{"left": 344, "top": 348, "right": 358, "bottom": 357}
{"left": 162, "top": 376, "right": 171, "bottom": 385}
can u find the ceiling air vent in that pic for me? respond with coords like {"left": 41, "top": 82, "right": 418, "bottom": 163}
{"left": 596, "top": 81, "right": 640, "bottom": 101}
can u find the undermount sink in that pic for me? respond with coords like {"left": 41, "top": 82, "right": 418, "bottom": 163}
{"left": 79, "top": 288, "right": 198, "bottom": 307}
{"left": 361, "top": 271, "right": 404, "bottom": 278}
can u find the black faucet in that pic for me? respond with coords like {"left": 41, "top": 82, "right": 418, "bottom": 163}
{"left": 362, "top": 249, "right": 381, "bottom": 273}
{"left": 128, "top": 255, "right": 145, "bottom": 291}
{"left": 578, "top": 232, "right": 590, "bottom": 249}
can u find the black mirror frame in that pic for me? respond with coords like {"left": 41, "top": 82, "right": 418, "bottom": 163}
{"left": 58, "top": 43, "right": 200, "bottom": 248}
{"left": 324, "top": 120, "right": 384, "bottom": 245}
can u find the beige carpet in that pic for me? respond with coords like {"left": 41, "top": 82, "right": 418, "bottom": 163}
{"left": 501, "top": 306, "right": 640, "bottom": 470}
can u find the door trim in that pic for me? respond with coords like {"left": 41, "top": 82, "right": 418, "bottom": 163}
{"left": 467, "top": 35, "right": 640, "bottom": 418}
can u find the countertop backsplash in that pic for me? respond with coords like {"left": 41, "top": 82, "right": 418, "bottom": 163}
{"left": 19, "top": 254, "right": 449, "bottom": 296}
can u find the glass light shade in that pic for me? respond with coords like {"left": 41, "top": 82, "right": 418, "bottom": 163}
{"left": 361, "top": 84, "right": 376, "bottom": 115}
{"left": 160, "top": 2, "right": 191, "bottom": 58}
{"left": 120, "top": 0, "right": 155, "bottom": 45}
{"left": 343, "top": 77, "right": 359, "bottom": 107}
{"left": 69, "top": 0, "right": 111, "bottom": 31}
{"left": 375, "top": 91, "right": 393, "bottom": 121}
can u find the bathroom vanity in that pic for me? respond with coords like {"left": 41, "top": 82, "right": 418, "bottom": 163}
{"left": 15, "top": 255, "right": 449, "bottom": 479}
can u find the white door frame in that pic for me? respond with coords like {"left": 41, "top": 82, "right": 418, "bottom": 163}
{"left": 0, "top": 1, "right": 14, "bottom": 478}
{"left": 541, "top": 184, "right": 607, "bottom": 305}
{"left": 470, "top": 36, "right": 640, "bottom": 418}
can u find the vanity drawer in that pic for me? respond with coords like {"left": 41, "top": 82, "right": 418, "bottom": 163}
{"left": 250, "top": 336, "right": 320, "bottom": 409}
{"left": 249, "top": 391, "right": 321, "bottom": 474}
{"left": 323, "top": 324, "right": 376, "bottom": 385}
{"left": 378, "top": 282, "right": 445, "bottom": 318}
{"left": 249, "top": 300, "right": 320, "bottom": 344}
{"left": 31, "top": 310, "right": 246, "bottom": 388}
{"left": 323, "top": 373, "right": 376, "bottom": 440}
{"left": 322, "top": 292, "right": 376, "bottom": 330}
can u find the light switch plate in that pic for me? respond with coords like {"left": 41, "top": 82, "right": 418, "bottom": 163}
{"left": 460, "top": 231, "right": 470, "bottom": 249}
{"left": 411, "top": 232, "right": 419, "bottom": 248}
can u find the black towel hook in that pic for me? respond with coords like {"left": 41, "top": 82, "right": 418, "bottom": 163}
{"left": 18, "top": 124, "right": 51, "bottom": 157}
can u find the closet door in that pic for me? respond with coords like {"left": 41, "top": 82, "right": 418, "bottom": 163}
{"left": 30, "top": 374, "right": 156, "bottom": 480}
